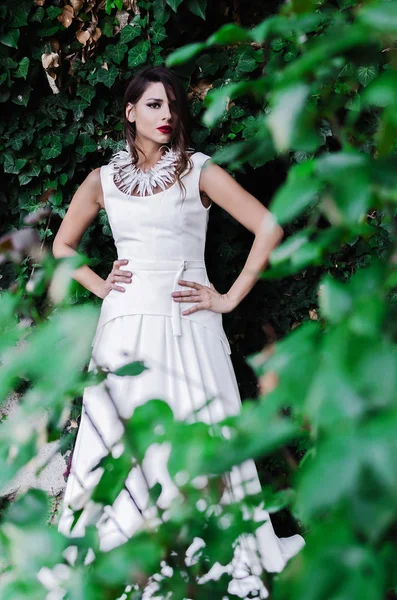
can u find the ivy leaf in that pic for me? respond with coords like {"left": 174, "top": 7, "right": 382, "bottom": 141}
{"left": 95, "top": 65, "right": 118, "bottom": 88}
{"left": 166, "top": 0, "right": 183, "bottom": 12}
{"left": 151, "top": 24, "right": 167, "bottom": 44}
{"left": 76, "top": 84, "right": 96, "bottom": 103}
{"left": 3, "top": 156, "right": 28, "bottom": 174}
{"left": 30, "top": 6, "right": 45, "bottom": 22}
{"left": 46, "top": 6, "right": 62, "bottom": 19}
{"left": 237, "top": 48, "right": 259, "bottom": 73}
{"left": 24, "top": 162, "right": 41, "bottom": 178}
{"left": 11, "top": 85, "right": 32, "bottom": 107}
{"left": 69, "top": 98, "right": 90, "bottom": 120}
{"left": 127, "top": 41, "right": 150, "bottom": 67}
{"left": 103, "top": 42, "right": 128, "bottom": 65}
{"left": 357, "top": 65, "right": 378, "bottom": 87}
{"left": 41, "top": 136, "right": 62, "bottom": 160}
{"left": 120, "top": 23, "right": 142, "bottom": 43}
{"left": 76, "top": 133, "right": 97, "bottom": 157}
{"left": 187, "top": 0, "right": 207, "bottom": 20}
{"left": 10, "top": 5, "right": 29, "bottom": 28}
{"left": 63, "top": 125, "right": 79, "bottom": 147}
{"left": 38, "top": 19, "right": 61, "bottom": 37}
{"left": 101, "top": 15, "right": 114, "bottom": 37}
{"left": 0, "top": 29, "right": 20, "bottom": 49}
{"left": 14, "top": 57, "right": 30, "bottom": 80}
{"left": 18, "top": 174, "right": 33, "bottom": 186}
{"left": 9, "top": 132, "right": 26, "bottom": 152}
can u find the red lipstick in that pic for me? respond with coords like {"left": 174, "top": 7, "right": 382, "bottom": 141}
{"left": 157, "top": 126, "right": 173, "bottom": 133}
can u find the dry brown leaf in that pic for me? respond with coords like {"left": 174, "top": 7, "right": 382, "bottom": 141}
{"left": 0, "top": 229, "right": 42, "bottom": 265}
{"left": 41, "top": 52, "right": 60, "bottom": 70}
{"left": 50, "top": 38, "right": 60, "bottom": 52}
{"left": 70, "top": 0, "right": 84, "bottom": 14}
{"left": 76, "top": 29, "right": 91, "bottom": 46}
{"left": 23, "top": 207, "right": 52, "bottom": 226}
{"left": 44, "top": 71, "right": 60, "bottom": 94}
{"left": 123, "top": 0, "right": 139, "bottom": 12}
{"left": 188, "top": 80, "right": 213, "bottom": 102}
{"left": 92, "top": 27, "right": 102, "bottom": 42}
{"left": 101, "top": 61, "right": 109, "bottom": 70}
{"left": 116, "top": 9, "right": 130, "bottom": 29}
{"left": 309, "top": 309, "right": 318, "bottom": 320}
{"left": 58, "top": 5, "right": 74, "bottom": 28}
{"left": 34, "top": 0, "right": 46, "bottom": 5}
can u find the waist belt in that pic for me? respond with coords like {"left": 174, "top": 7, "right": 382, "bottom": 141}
{"left": 118, "top": 258, "right": 206, "bottom": 337}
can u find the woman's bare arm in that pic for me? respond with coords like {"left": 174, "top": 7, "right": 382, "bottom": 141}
{"left": 199, "top": 161, "right": 284, "bottom": 309}
{"left": 52, "top": 168, "right": 110, "bottom": 299}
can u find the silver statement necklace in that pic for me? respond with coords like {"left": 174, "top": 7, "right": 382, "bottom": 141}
{"left": 109, "top": 143, "right": 182, "bottom": 197}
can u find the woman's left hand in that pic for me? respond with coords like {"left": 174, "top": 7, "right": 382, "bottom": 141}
{"left": 172, "top": 280, "right": 235, "bottom": 315}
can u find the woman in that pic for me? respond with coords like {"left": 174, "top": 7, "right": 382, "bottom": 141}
{"left": 49, "top": 65, "right": 305, "bottom": 598}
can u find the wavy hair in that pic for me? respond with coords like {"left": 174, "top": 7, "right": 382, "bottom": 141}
{"left": 122, "top": 65, "right": 194, "bottom": 199}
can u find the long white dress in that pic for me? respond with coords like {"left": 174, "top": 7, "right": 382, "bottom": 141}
{"left": 51, "top": 151, "right": 305, "bottom": 598}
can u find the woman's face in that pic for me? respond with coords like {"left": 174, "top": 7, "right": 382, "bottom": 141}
{"left": 126, "top": 81, "right": 176, "bottom": 145}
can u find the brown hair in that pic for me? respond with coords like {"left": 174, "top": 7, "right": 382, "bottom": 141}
{"left": 122, "top": 65, "right": 194, "bottom": 199}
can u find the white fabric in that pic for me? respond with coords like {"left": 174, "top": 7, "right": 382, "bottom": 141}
{"left": 38, "top": 151, "right": 305, "bottom": 599}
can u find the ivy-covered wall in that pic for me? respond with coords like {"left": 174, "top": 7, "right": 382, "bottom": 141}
{"left": 1, "top": 0, "right": 321, "bottom": 369}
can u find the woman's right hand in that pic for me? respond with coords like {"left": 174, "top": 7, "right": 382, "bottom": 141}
{"left": 99, "top": 259, "right": 132, "bottom": 299}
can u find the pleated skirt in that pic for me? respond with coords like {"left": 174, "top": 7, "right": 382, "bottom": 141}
{"left": 55, "top": 314, "right": 305, "bottom": 599}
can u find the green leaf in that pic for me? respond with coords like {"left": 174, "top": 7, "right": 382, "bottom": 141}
{"left": 187, "top": 0, "right": 207, "bottom": 19}
{"left": 316, "top": 152, "right": 372, "bottom": 224}
{"left": 166, "top": 0, "right": 184, "bottom": 12}
{"left": 267, "top": 82, "right": 310, "bottom": 153}
{"left": 76, "top": 133, "right": 97, "bottom": 157}
{"left": 201, "top": 81, "right": 250, "bottom": 128}
{"left": 269, "top": 161, "right": 321, "bottom": 225}
{"left": 358, "top": 0, "right": 397, "bottom": 34}
{"left": 357, "top": 65, "right": 378, "bottom": 87}
{"left": 362, "top": 71, "right": 397, "bottom": 108}
{"left": 91, "top": 451, "right": 133, "bottom": 504}
{"left": 237, "top": 48, "right": 260, "bottom": 73}
{"left": 38, "top": 19, "right": 61, "bottom": 37}
{"left": 103, "top": 42, "right": 128, "bottom": 65}
{"left": 41, "top": 136, "right": 62, "bottom": 160}
{"left": 11, "top": 85, "right": 32, "bottom": 107}
{"left": 151, "top": 23, "right": 167, "bottom": 44}
{"left": 120, "top": 23, "right": 142, "bottom": 43}
{"left": 0, "top": 29, "right": 20, "bottom": 49}
{"left": 30, "top": 6, "right": 45, "bottom": 22}
{"left": 76, "top": 84, "right": 96, "bottom": 103}
{"left": 207, "top": 23, "right": 250, "bottom": 45}
{"left": 112, "top": 361, "right": 148, "bottom": 377}
{"left": 96, "top": 64, "right": 118, "bottom": 88}
{"left": 13, "top": 57, "right": 30, "bottom": 80}
{"left": 127, "top": 41, "right": 150, "bottom": 67}
{"left": 318, "top": 275, "right": 353, "bottom": 323}
{"left": 46, "top": 5, "right": 62, "bottom": 19}
{"left": 3, "top": 156, "right": 28, "bottom": 174}
{"left": 166, "top": 42, "right": 205, "bottom": 66}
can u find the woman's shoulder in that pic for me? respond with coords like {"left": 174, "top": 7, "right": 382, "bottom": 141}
{"left": 188, "top": 150, "right": 212, "bottom": 169}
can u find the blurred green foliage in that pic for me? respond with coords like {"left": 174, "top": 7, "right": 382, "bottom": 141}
{"left": 1, "top": 0, "right": 397, "bottom": 597}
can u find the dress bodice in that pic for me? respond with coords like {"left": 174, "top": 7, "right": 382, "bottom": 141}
{"left": 100, "top": 151, "right": 212, "bottom": 262}
{"left": 94, "top": 151, "right": 232, "bottom": 355}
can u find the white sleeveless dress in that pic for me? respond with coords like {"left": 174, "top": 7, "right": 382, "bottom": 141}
{"left": 54, "top": 151, "right": 305, "bottom": 598}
